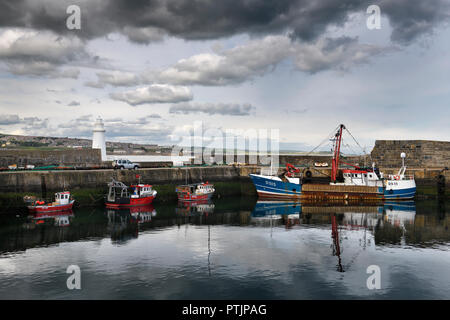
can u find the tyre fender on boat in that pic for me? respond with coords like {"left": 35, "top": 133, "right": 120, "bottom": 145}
{"left": 305, "top": 170, "right": 312, "bottom": 178}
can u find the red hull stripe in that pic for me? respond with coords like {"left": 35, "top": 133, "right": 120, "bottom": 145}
{"left": 106, "top": 196, "right": 155, "bottom": 207}
{"left": 29, "top": 202, "right": 74, "bottom": 213}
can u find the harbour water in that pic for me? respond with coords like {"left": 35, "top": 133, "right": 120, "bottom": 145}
{"left": 0, "top": 197, "right": 449, "bottom": 299}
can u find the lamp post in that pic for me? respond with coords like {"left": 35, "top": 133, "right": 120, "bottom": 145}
{"left": 400, "top": 152, "right": 406, "bottom": 167}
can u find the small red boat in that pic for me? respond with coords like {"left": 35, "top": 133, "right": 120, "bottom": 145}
{"left": 176, "top": 182, "right": 215, "bottom": 201}
{"left": 105, "top": 178, "right": 157, "bottom": 208}
{"left": 27, "top": 192, "right": 75, "bottom": 213}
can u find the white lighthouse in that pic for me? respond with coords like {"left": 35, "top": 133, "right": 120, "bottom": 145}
{"left": 92, "top": 116, "right": 107, "bottom": 161}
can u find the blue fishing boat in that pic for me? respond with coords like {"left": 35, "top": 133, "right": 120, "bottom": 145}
{"left": 250, "top": 124, "right": 416, "bottom": 201}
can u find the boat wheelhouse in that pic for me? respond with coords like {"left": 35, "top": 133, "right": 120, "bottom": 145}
{"left": 106, "top": 178, "right": 157, "bottom": 207}
{"left": 176, "top": 182, "right": 215, "bottom": 201}
{"left": 27, "top": 191, "right": 75, "bottom": 213}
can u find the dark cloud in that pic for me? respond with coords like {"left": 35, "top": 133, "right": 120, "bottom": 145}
{"left": 22, "top": 116, "right": 50, "bottom": 132}
{"left": 380, "top": 0, "right": 450, "bottom": 44}
{"left": 0, "top": 115, "right": 49, "bottom": 132}
{"left": 293, "top": 36, "right": 389, "bottom": 73}
{"left": 0, "top": 114, "right": 21, "bottom": 125}
{"left": 0, "top": 28, "right": 88, "bottom": 78}
{"left": 1, "top": 1, "right": 448, "bottom": 45}
{"left": 67, "top": 101, "right": 80, "bottom": 106}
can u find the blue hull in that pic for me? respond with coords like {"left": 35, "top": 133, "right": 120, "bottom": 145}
{"left": 383, "top": 187, "right": 416, "bottom": 200}
{"left": 249, "top": 174, "right": 302, "bottom": 199}
{"left": 250, "top": 174, "right": 416, "bottom": 200}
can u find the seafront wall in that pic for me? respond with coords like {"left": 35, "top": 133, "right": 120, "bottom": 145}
{"left": 0, "top": 149, "right": 103, "bottom": 168}
{"left": 371, "top": 140, "right": 450, "bottom": 168}
{"left": 0, "top": 166, "right": 261, "bottom": 193}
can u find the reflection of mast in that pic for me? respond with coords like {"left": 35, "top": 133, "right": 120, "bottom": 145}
{"left": 208, "top": 224, "right": 211, "bottom": 276}
{"left": 331, "top": 213, "right": 344, "bottom": 272}
{"left": 270, "top": 215, "right": 273, "bottom": 238}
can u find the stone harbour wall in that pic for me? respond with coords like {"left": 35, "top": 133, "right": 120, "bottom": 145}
{"left": 371, "top": 140, "right": 450, "bottom": 168}
{"left": 0, "top": 149, "right": 103, "bottom": 168}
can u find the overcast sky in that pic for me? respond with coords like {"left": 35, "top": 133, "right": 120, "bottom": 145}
{"left": 0, "top": 0, "right": 449, "bottom": 152}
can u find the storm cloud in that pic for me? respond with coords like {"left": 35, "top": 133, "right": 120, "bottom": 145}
{"left": 0, "top": 0, "right": 448, "bottom": 45}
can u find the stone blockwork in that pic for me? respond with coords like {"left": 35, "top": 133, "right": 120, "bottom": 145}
{"left": 0, "top": 149, "right": 102, "bottom": 168}
{"left": 371, "top": 140, "right": 450, "bottom": 168}
{"left": 0, "top": 166, "right": 261, "bottom": 193}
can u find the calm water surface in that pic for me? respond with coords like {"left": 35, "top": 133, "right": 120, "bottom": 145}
{"left": 0, "top": 198, "right": 449, "bottom": 299}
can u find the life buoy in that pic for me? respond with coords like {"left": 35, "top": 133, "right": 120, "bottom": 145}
{"left": 394, "top": 175, "right": 400, "bottom": 180}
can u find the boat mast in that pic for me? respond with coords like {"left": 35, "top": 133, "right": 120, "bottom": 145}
{"left": 331, "top": 124, "right": 345, "bottom": 182}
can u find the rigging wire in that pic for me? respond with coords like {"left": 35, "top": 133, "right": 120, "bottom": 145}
{"left": 344, "top": 127, "right": 366, "bottom": 155}
{"left": 306, "top": 124, "right": 341, "bottom": 155}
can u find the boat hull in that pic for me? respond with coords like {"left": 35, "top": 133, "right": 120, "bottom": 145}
{"left": 105, "top": 195, "right": 155, "bottom": 208}
{"left": 250, "top": 174, "right": 302, "bottom": 199}
{"left": 28, "top": 200, "right": 75, "bottom": 213}
{"left": 383, "top": 179, "right": 416, "bottom": 200}
{"left": 250, "top": 174, "right": 416, "bottom": 201}
{"left": 383, "top": 186, "right": 416, "bottom": 200}
{"left": 177, "top": 192, "right": 214, "bottom": 202}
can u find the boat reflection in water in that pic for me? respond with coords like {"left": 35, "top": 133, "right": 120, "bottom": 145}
{"left": 251, "top": 201, "right": 301, "bottom": 228}
{"left": 30, "top": 209, "right": 74, "bottom": 227}
{"left": 384, "top": 201, "right": 416, "bottom": 228}
{"left": 175, "top": 200, "right": 215, "bottom": 217}
{"left": 251, "top": 200, "right": 416, "bottom": 229}
{"left": 251, "top": 200, "right": 418, "bottom": 272}
{"left": 106, "top": 204, "right": 156, "bottom": 242}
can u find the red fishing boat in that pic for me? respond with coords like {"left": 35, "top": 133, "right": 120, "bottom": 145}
{"left": 105, "top": 177, "right": 157, "bottom": 208}
{"left": 27, "top": 192, "right": 75, "bottom": 213}
{"left": 176, "top": 182, "right": 215, "bottom": 201}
